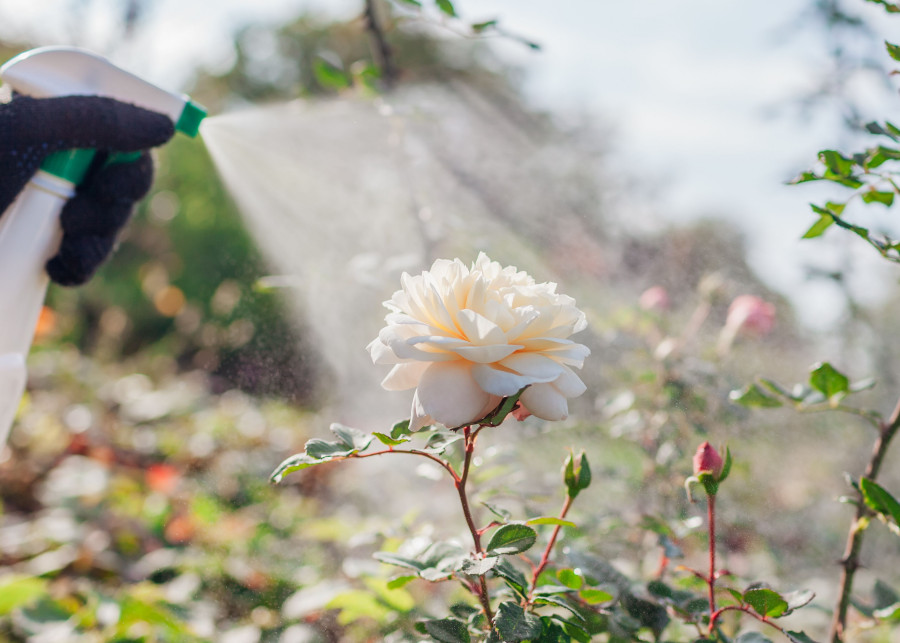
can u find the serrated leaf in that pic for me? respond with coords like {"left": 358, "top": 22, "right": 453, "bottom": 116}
{"left": 305, "top": 439, "right": 354, "bottom": 460}
{"left": 329, "top": 424, "right": 373, "bottom": 451}
{"left": 729, "top": 383, "right": 783, "bottom": 408}
{"left": 579, "top": 588, "right": 614, "bottom": 604}
{"left": 435, "top": 0, "right": 457, "bottom": 17}
{"left": 557, "top": 569, "right": 583, "bottom": 590}
{"left": 527, "top": 517, "right": 577, "bottom": 528}
{"left": 736, "top": 633, "right": 774, "bottom": 643}
{"left": 420, "top": 617, "right": 471, "bottom": 643}
{"left": 786, "top": 631, "right": 821, "bottom": 643}
{"left": 486, "top": 524, "right": 537, "bottom": 556}
{"left": 623, "top": 595, "right": 669, "bottom": 638}
{"left": 494, "top": 602, "right": 543, "bottom": 642}
{"left": 269, "top": 453, "right": 324, "bottom": 483}
{"left": 481, "top": 502, "right": 511, "bottom": 522}
{"left": 492, "top": 559, "right": 528, "bottom": 598}
{"left": 391, "top": 419, "right": 412, "bottom": 439}
{"left": 424, "top": 431, "right": 464, "bottom": 454}
{"left": 782, "top": 589, "right": 816, "bottom": 615}
{"left": 744, "top": 587, "right": 789, "bottom": 618}
{"left": 458, "top": 556, "right": 499, "bottom": 576}
{"left": 475, "top": 390, "right": 525, "bottom": 427}
{"left": 820, "top": 150, "right": 854, "bottom": 176}
{"left": 372, "top": 432, "right": 409, "bottom": 446}
{"left": 860, "top": 477, "right": 900, "bottom": 526}
{"left": 373, "top": 551, "right": 427, "bottom": 572}
{"left": 809, "top": 362, "right": 849, "bottom": 401}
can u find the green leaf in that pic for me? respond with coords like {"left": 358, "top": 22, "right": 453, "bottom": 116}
{"left": 809, "top": 362, "right": 850, "bottom": 402}
{"left": 563, "top": 451, "right": 591, "bottom": 499}
{"left": 373, "top": 551, "right": 427, "bottom": 572}
{"left": 386, "top": 575, "right": 416, "bottom": 589}
{"left": 419, "top": 617, "right": 470, "bottom": 643}
{"left": 395, "top": 0, "right": 422, "bottom": 6}
{"left": 391, "top": 419, "right": 412, "bottom": 439}
{"left": 458, "top": 556, "right": 499, "bottom": 576}
{"left": 305, "top": 439, "right": 354, "bottom": 460}
{"left": 492, "top": 559, "right": 528, "bottom": 598}
{"left": 623, "top": 595, "right": 670, "bottom": 638}
{"left": 557, "top": 569, "right": 584, "bottom": 590}
{"left": 786, "top": 631, "right": 821, "bottom": 643}
{"left": 861, "top": 190, "right": 895, "bottom": 207}
{"left": 820, "top": 150, "right": 854, "bottom": 177}
{"left": 481, "top": 502, "right": 511, "bottom": 522}
{"left": 860, "top": 477, "right": 900, "bottom": 526}
{"left": 803, "top": 215, "right": 835, "bottom": 239}
{"left": 313, "top": 58, "right": 350, "bottom": 90}
{"left": 579, "top": 588, "right": 615, "bottom": 605}
{"left": 435, "top": 0, "right": 457, "bottom": 17}
{"left": 372, "top": 432, "right": 409, "bottom": 446}
{"left": 472, "top": 19, "right": 498, "bottom": 33}
{"left": 494, "top": 602, "right": 543, "bottom": 642}
{"left": 269, "top": 453, "right": 324, "bottom": 483}
{"left": 782, "top": 589, "right": 816, "bottom": 615}
{"left": 719, "top": 447, "right": 733, "bottom": 484}
{"left": 0, "top": 577, "right": 48, "bottom": 615}
{"left": 476, "top": 389, "right": 525, "bottom": 427}
{"left": 736, "top": 633, "right": 774, "bottom": 643}
{"left": 424, "top": 431, "right": 464, "bottom": 454}
{"left": 743, "top": 587, "right": 789, "bottom": 618}
{"left": 527, "top": 516, "right": 577, "bottom": 528}
{"left": 329, "top": 423, "right": 373, "bottom": 451}
{"left": 887, "top": 40, "right": 900, "bottom": 61}
{"left": 729, "top": 383, "right": 783, "bottom": 408}
{"left": 486, "top": 524, "right": 537, "bottom": 556}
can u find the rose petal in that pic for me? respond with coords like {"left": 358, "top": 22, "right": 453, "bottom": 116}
{"left": 382, "top": 362, "right": 429, "bottom": 391}
{"left": 447, "top": 344, "right": 523, "bottom": 364}
{"left": 416, "top": 361, "right": 498, "bottom": 427}
{"left": 456, "top": 309, "right": 507, "bottom": 345}
{"left": 472, "top": 364, "right": 551, "bottom": 397}
{"left": 367, "top": 338, "right": 401, "bottom": 365}
{"left": 410, "top": 390, "right": 435, "bottom": 431}
{"left": 551, "top": 365, "right": 587, "bottom": 397}
{"left": 521, "top": 383, "right": 569, "bottom": 421}
{"left": 499, "top": 352, "right": 566, "bottom": 379}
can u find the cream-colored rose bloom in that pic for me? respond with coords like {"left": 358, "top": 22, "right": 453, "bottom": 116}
{"left": 367, "top": 253, "right": 590, "bottom": 430}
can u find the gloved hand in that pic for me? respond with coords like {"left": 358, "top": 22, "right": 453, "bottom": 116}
{"left": 0, "top": 95, "right": 175, "bottom": 285}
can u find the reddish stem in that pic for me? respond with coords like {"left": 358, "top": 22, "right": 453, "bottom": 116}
{"left": 707, "top": 492, "right": 717, "bottom": 629}
{"left": 528, "top": 494, "right": 574, "bottom": 602}
{"left": 455, "top": 426, "right": 494, "bottom": 624}
{"left": 710, "top": 605, "right": 788, "bottom": 638}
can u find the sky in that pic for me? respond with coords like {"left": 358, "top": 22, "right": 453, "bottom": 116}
{"left": 0, "top": 0, "right": 897, "bottom": 328}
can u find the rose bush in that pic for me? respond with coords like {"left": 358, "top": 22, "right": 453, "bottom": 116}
{"left": 367, "top": 253, "right": 590, "bottom": 430}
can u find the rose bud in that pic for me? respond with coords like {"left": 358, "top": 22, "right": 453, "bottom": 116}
{"left": 726, "top": 295, "right": 775, "bottom": 336}
{"left": 693, "top": 441, "right": 724, "bottom": 479}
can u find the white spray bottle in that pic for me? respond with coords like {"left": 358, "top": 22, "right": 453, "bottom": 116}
{"left": 0, "top": 46, "right": 206, "bottom": 443}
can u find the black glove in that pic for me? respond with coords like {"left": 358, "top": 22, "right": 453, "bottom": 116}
{"left": 0, "top": 95, "right": 175, "bottom": 285}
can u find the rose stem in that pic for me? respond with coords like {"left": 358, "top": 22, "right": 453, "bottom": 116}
{"left": 528, "top": 494, "right": 574, "bottom": 602}
{"left": 455, "top": 426, "right": 494, "bottom": 624}
{"left": 707, "top": 492, "right": 717, "bottom": 631}
{"left": 830, "top": 396, "right": 900, "bottom": 642}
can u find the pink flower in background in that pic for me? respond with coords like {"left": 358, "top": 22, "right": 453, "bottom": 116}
{"left": 368, "top": 253, "right": 590, "bottom": 430}
{"left": 639, "top": 286, "right": 670, "bottom": 312}
{"left": 726, "top": 295, "right": 775, "bottom": 336}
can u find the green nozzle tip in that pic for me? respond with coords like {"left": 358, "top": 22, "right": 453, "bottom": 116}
{"left": 175, "top": 99, "right": 206, "bottom": 137}
{"left": 40, "top": 149, "right": 97, "bottom": 184}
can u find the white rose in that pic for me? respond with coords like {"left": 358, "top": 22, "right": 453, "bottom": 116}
{"left": 367, "top": 253, "right": 590, "bottom": 430}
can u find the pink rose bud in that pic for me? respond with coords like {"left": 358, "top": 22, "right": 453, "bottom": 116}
{"left": 639, "top": 286, "right": 670, "bottom": 312}
{"left": 726, "top": 295, "right": 775, "bottom": 336}
{"left": 693, "top": 441, "right": 724, "bottom": 478}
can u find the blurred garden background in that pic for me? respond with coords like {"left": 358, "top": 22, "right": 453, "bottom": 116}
{"left": 0, "top": 0, "right": 899, "bottom": 641}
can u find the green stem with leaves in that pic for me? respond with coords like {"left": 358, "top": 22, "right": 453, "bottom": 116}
{"left": 707, "top": 492, "right": 717, "bottom": 629}
{"left": 829, "top": 396, "right": 900, "bottom": 642}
